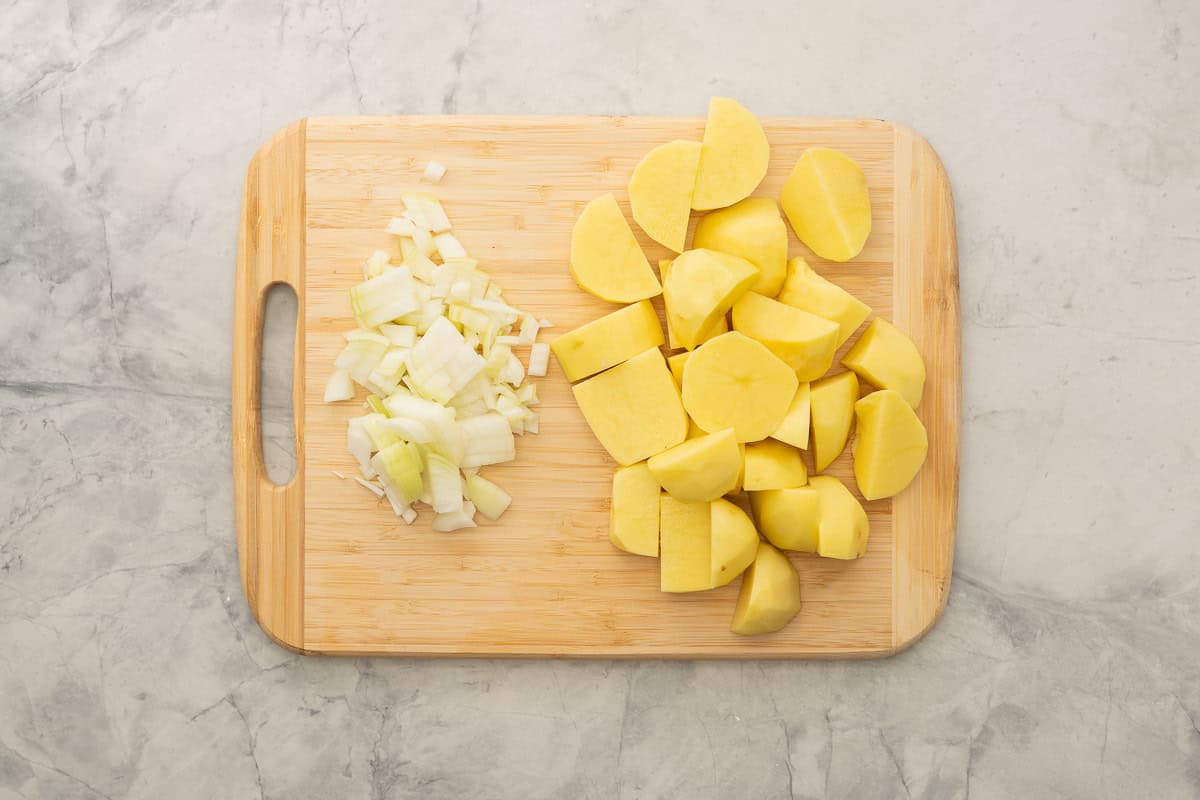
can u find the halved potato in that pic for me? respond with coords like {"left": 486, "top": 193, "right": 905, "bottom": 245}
{"left": 629, "top": 140, "right": 703, "bottom": 252}
{"left": 742, "top": 439, "right": 807, "bottom": 491}
{"left": 770, "top": 382, "right": 811, "bottom": 449}
{"left": 776, "top": 257, "right": 871, "bottom": 347}
{"left": 660, "top": 258, "right": 728, "bottom": 350}
{"left": 551, "top": 300, "right": 664, "bottom": 382}
{"left": 663, "top": 249, "right": 758, "bottom": 350}
{"left": 692, "top": 97, "right": 770, "bottom": 211}
{"left": 842, "top": 318, "right": 926, "bottom": 409}
{"left": 682, "top": 332, "right": 799, "bottom": 443}
{"left": 570, "top": 193, "right": 661, "bottom": 302}
{"left": 731, "top": 292, "right": 840, "bottom": 381}
{"left": 710, "top": 498, "right": 759, "bottom": 587}
{"left": 730, "top": 541, "right": 802, "bottom": 635}
{"left": 853, "top": 389, "right": 928, "bottom": 500}
{"left": 572, "top": 348, "right": 687, "bottom": 465}
{"left": 660, "top": 494, "right": 711, "bottom": 592}
{"left": 610, "top": 463, "right": 660, "bottom": 557}
{"left": 648, "top": 428, "right": 741, "bottom": 502}
{"left": 810, "top": 371, "right": 859, "bottom": 473}
{"left": 779, "top": 148, "right": 872, "bottom": 262}
{"left": 810, "top": 475, "right": 869, "bottom": 560}
{"left": 750, "top": 487, "right": 820, "bottom": 552}
{"left": 692, "top": 198, "right": 788, "bottom": 296}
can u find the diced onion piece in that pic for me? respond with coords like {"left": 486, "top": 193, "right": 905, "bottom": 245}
{"left": 350, "top": 267, "right": 419, "bottom": 329}
{"left": 433, "top": 502, "right": 477, "bottom": 532}
{"left": 366, "top": 395, "right": 388, "bottom": 416}
{"left": 407, "top": 317, "right": 486, "bottom": 404}
{"left": 516, "top": 383, "right": 539, "bottom": 406}
{"left": 401, "top": 193, "right": 452, "bottom": 233}
{"left": 459, "top": 413, "right": 516, "bottom": 469}
{"left": 434, "top": 232, "right": 467, "bottom": 261}
{"left": 404, "top": 251, "right": 437, "bottom": 283}
{"left": 422, "top": 160, "right": 447, "bottom": 183}
{"left": 499, "top": 351, "right": 525, "bottom": 386}
{"left": 425, "top": 453, "right": 464, "bottom": 513}
{"left": 379, "top": 416, "right": 433, "bottom": 443}
{"left": 344, "top": 329, "right": 390, "bottom": 344}
{"left": 353, "top": 476, "right": 386, "bottom": 498}
{"left": 324, "top": 369, "right": 355, "bottom": 402}
{"left": 538, "top": 318, "right": 554, "bottom": 328}
{"left": 401, "top": 506, "right": 418, "bottom": 524}
{"left": 379, "top": 324, "right": 417, "bottom": 348}
{"left": 347, "top": 418, "right": 376, "bottom": 478}
{"left": 412, "top": 226, "right": 436, "bottom": 259}
{"left": 524, "top": 412, "right": 540, "bottom": 434}
{"left": 518, "top": 315, "right": 540, "bottom": 345}
{"left": 361, "top": 413, "right": 402, "bottom": 452}
{"left": 387, "top": 217, "right": 416, "bottom": 236}
{"left": 363, "top": 250, "right": 390, "bottom": 279}
{"left": 494, "top": 335, "right": 521, "bottom": 347}
{"left": 371, "top": 441, "right": 424, "bottom": 504}
{"left": 464, "top": 473, "right": 512, "bottom": 520}
{"left": 527, "top": 343, "right": 550, "bottom": 377}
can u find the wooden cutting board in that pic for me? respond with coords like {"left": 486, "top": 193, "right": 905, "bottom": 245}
{"left": 233, "top": 115, "right": 959, "bottom": 658}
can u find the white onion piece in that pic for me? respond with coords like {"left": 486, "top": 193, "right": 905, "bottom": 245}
{"left": 527, "top": 343, "right": 550, "bottom": 377}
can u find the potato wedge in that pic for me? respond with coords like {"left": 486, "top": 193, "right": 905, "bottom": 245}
{"left": 610, "top": 463, "right": 660, "bottom": 556}
{"left": 693, "top": 198, "right": 788, "bottom": 296}
{"left": 731, "top": 542, "right": 802, "bottom": 635}
{"left": 629, "top": 140, "right": 703, "bottom": 252}
{"left": 648, "top": 428, "right": 741, "bottom": 502}
{"left": 660, "top": 258, "right": 728, "bottom": 350}
{"left": 779, "top": 148, "right": 871, "bottom": 262}
{"left": 667, "top": 351, "right": 690, "bottom": 388}
{"left": 551, "top": 300, "right": 664, "bottom": 382}
{"left": 664, "top": 249, "right": 758, "bottom": 350}
{"left": 682, "top": 332, "right": 799, "bottom": 443}
{"left": 770, "top": 382, "right": 810, "bottom": 449}
{"left": 742, "top": 439, "right": 807, "bottom": 491}
{"left": 810, "top": 475, "right": 869, "bottom": 560}
{"left": 660, "top": 494, "right": 711, "bottom": 592}
{"left": 731, "top": 291, "right": 840, "bottom": 381}
{"left": 750, "top": 487, "right": 820, "bottom": 552}
{"left": 810, "top": 371, "right": 858, "bottom": 473}
{"left": 842, "top": 318, "right": 926, "bottom": 409}
{"left": 570, "top": 193, "right": 661, "bottom": 302}
{"left": 692, "top": 97, "right": 770, "bottom": 211}
{"left": 853, "top": 389, "right": 928, "bottom": 500}
{"left": 710, "top": 498, "right": 759, "bottom": 587}
{"left": 776, "top": 257, "right": 871, "bottom": 347}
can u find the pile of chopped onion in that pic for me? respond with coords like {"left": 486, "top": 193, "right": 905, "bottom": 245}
{"left": 324, "top": 192, "right": 548, "bottom": 531}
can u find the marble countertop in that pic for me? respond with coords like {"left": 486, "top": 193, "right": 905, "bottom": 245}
{"left": 2, "top": 1, "right": 1198, "bottom": 798}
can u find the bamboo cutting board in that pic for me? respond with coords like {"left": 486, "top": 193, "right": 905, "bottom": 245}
{"left": 233, "top": 115, "right": 959, "bottom": 658}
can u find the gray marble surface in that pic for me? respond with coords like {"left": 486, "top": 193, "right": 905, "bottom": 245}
{"left": 2, "top": 1, "right": 1198, "bottom": 798}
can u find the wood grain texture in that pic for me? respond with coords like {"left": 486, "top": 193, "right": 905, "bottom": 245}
{"left": 233, "top": 115, "right": 959, "bottom": 657}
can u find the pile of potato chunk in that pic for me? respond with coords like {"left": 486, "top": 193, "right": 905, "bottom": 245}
{"left": 551, "top": 98, "right": 928, "bottom": 635}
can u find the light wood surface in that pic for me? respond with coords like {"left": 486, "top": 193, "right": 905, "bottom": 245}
{"left": 233, "top": 115, "right": 959, "bottom": 657}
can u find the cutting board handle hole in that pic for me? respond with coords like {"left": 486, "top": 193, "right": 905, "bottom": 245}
{"left": 260, "top": 282, "right": 298, "bottom": 486}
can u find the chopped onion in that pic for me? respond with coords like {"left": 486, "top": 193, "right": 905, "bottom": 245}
{"left": 433, "top": 502, "right": 477, "bottom": 532}
{"left": 527, "top": 343, "right": 550, "bottom": 377}
{"left": 422, "top": 160, "right": 447, "bottom": 183}
{"left": 401, "top": 193, "right": 452, "bottom": 233}
{"left": 353, "top": 476, "right": 386, "bottom": 498}
{"left": 387, "top": 217, "right": 416, "bottom": 236}
{"left": 324, "top": 369, "right": 355, "bottom": 402}
{"left": 379, "top": 416, "right": 433, "bottom": 443}
{"left": 434, "top": 232, "right": 467, "bottom": 260}
{"left": 426, "top": 453, "right": 463, "bottom": 513}
{"left": 380, "top": 324, "right": 417, "bottom": 348}
{"left": 459, "top": 413, "right": 516, "bottom": 469}
{"left": 464, "top": 474, "right": 512, "bottom": 520}
{"left": 350, "top": 267, "right": 419, "bottom": 329}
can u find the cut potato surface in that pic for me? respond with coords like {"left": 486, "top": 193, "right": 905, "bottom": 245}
{"left": 776, "top": 257, "right": 871, "bottom": 347}
{"left": 693, "top": 198, "right": 788, "bottom": 296}
{"left": 572, "top": 348, "right": 687, "bottom": 466}
{"left": 770, "top": 382, "right": 811, "bottom": 449}
{"left": 842, "top": 318, "right": 926, "bottom": 409}
{"left": 664, "top": 249, "right": 758, "bottom": 350}
{"left": 551, "top": 300, "right": 664, "bottom": 382}
{"left": 731, "top": 542, "right": 802, "bottom": 635}
{"left": 751, "top": 487, "right": 820, "bottom": 553}
{"left": 660, "top": 258, "right": 729, "bottom": 350}
{"left": 648, "top": 428, "right": 741, "bottom": 502}
{"left": 629, "top": 140, "right": 703, "bottom": 252}
{"left": 779, "top": 148, "right": 872, "bottom": 262}
{"left": 660, "top": 494, "right": 712, "bottom": 592}
{"left": 742, "top": 438, "right": 807, "bottom": 491}
{"left": 731, "top": 291, "right": 840, "bottom": 381}
{"left": 570, "top": 193, "right": 661, "bottom": 302}
{"left": 692, "top": 97, "right": 770, "bottom": 211}
{"left": 610, "top": 463, "right": 661, "bottom": 557}
{"left": 810, "top": 475, "right": 869, "bottom": 560}
{"left": 682, "top": 332, "right": 799, "bottom": 443}
{"left": 667, "top": 351, "right": 690, "bottom": 388}
{"left": 853, "top": 389, "right": 928, "bottom": 500}
{"left": 810, "top": 371, "right": 859, "bottom": 473}
{"left": 710, "top": 498, "right": 759, "bottom": 587}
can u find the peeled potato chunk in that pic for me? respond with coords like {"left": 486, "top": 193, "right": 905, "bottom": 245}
{"left": 664, "top": 249, "right": 758, "bottom": 350}
{"left": 692, "top": 97, "right": 770, "bottom": 211}
{"left": 667, "top": 351, "right": 690, "bottom": 388}
{"left": 842, "top": 318, "right": 926, "bottom": 409}
{"left": 710, "top": 498, "right": 759, "bottom": 587}
{"left": 682, "top": 332, "right": 799, "bottom": 443}
{"left": 776, "top": 257, "right": 871, "bottom": 347}
{"left": 770, "top": 382, "right": 810, "bottom": 450}
{"left": 660, "top": 258, "right": 729, "bottom": 350}
{"left": 610, "top": 463, "right": 661, "bottom": 557}
{"left": 692, "top": 198, "right": 788, "bottom": 296}
{"left": 742, "top": 439, "right": 807, "bottom": 491}
{"left": 659, "top": 494, "right": 711, "bottom": 592}
{"left": 573, "top": 348, "right": 687, "bottom": 466}
{"left": 750, "top": 487, "right": 820, "bottom": 553}
{"left": 570, "top": 193, "right": 661, "bottom": 303}
{"left": 551, "top": 300, "right": 664, "bottom": 382}
{"left": 629, "top": 140, "right": 703, "bottom": 252}
{"left": 853, "top": 389, "right": 928, "bottom": 500}
{"left": 648, "top": 428, "right": 741, "bottom": 502}
{"left": 810, "top": 371, "right": 859, "bottom": 473}
{"left": 810, "top": 475, "right": 869, "bottom": 560}
{"left": 779, "top": 148, "right": 872, "bottom": 262}
{"left": 730, "top": 541, "right": 802, "bottom": 635}
{"left": 731, "top": 292, "right": 840, "bottom": 381}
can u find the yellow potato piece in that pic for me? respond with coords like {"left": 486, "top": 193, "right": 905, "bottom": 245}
{"left": 710, "top": 498, "right": 758, "bottom": 587}
{"left": 770, "top": 382, "right": 810, "bottom": 449}
{"left": 686, "top": 415, "right": 707, "bottom": 440}
{"left": 730, "top": 442, "right": 747, "bottom": 492}
{"left": 742, "top": 439, "right": 807, "bottom": 491}
{"left": 842, "top": 318, "right": 926, "bottom": 409}
{"left": 664, "top": 249, "right": 757, "bottom": 350}
{"left": 660, "top": 258, "right": 729, "bottom": 350}
{"left": 810, "top": 475, "right": 869, "bottom": 560}
{"left": 659, "top": 494, "right": 711, "bottom": 592}
{"left": 551, "top": 300, "right": 664, "bottom": 382}
{"left": 648, "top": 428, "right": 741, "bottom": 502}
{"left": 667, "top": 351, "right": 690, "bottom": 388}
{"left": 610, "top": 463, "right": 660, "bottom": 557}
{"left": 810, "top": 371, "right": 859, "bottom": 473}
{"left": 682, "top": 332, "right": 799, "bottom": 443}
{"left": 629, "top": 140, "right": 702, "bottom": 252}
{"left": 750, "top": 487, "right": 820, "bottom": 552}
{"left": 779, "top": 148, "right": 872, "bottom": 262}
{"left": 572, "top": 348, "right": 687, "bottom": 466}
{"left": 776, "top": 257, "right": 871, "bottom": 347}
{"left": 730, "top": 542, "right": 802, "bottom": 635}
{"left": 853, "top": 390, "right": 928, "bottom": 500}
{"left": 693, "top": 198, "right": 788, "bottom": 296}
{"left": 570, "top": 193, "right": 661, "bottom": 303}
{"left": 692, "top": 97, "right": 770, "bottom": 211}
{"left": 731, "top": 292, "right": 840, "bottom": 381}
